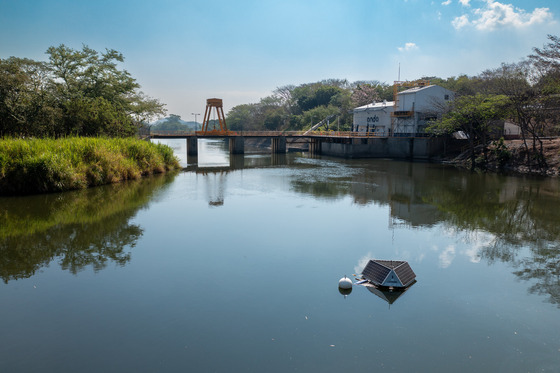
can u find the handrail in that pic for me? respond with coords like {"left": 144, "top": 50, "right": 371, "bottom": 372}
{"left": 149, "top": 130, "right": 431, "bottom": 139}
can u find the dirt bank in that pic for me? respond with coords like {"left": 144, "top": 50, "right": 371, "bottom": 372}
{"left": 449, "top": 137, "right": 560, "bottom": 177}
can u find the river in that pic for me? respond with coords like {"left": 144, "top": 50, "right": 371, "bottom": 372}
{"left": 1, "top": 138, "right": 559, "bottom": 372}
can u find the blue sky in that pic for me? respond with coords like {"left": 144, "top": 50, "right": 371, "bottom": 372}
{"left": 1, "top": 0, "right": 559, "bottom": 120}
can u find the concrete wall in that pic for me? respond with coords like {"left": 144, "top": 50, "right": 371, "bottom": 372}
{"left": 320, "top": 137, "right": 445, "bottom": 160}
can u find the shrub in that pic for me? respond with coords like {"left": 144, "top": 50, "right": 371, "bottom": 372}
{"left": 0, "top": 137, "right": 180, "bottom": 195}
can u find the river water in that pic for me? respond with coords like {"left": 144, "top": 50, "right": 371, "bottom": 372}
{"left": 1, "top": 138, "right": 560, "bottom": 372}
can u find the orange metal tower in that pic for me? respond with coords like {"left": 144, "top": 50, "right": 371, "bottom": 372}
{"left": 200, "top": 98, "right": 228, "bottom": 134}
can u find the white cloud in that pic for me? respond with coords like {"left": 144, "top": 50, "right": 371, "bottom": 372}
{"left": 442, "top": 0, "right": 452, "bottom": 6}
{"left": 452, "top": 1, "right": 553, "bottom": 31}
{"left": 452, "top": 14, "right": 470, "bottom": 29}
{"left": 459, "top": 0, "right": 470, "bottom": 6}
{"left": 354, "top": 252, "right": 373, "bottom": 274}
{"left": 398, "top": 42, "right": 419, "bottom": 52}
{"left": 439, "top": 245, "right": 456, "bottom": 268}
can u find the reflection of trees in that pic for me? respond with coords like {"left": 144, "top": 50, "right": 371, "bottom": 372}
{"left": 0, "top": 174, "right": 174, "bottom": 283}
{"left": 290, "top": 159, "right": 560, "bottom": 307}
{"left": 291, "top": 177, "right": 351, "bottom": 199}
{"left": 514, "top": 245, "right": 560, "bottom": 307}
{"left": 422, "top": 173, "right": 560, "bottom": 307}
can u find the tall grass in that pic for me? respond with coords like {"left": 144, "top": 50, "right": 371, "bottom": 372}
{"left": 0, "top": 137, "right": 180, "bottom": 195}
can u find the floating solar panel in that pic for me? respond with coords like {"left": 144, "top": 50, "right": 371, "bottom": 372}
{"left": 361, "top": 259, "right": 416, "bottom": 288}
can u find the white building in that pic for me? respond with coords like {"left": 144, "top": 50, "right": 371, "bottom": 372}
{"left": 353, "top": 84, "right": 454, "bottom": 137}
{"left": 352, "top": 100, "right": 394, "bottom": 136}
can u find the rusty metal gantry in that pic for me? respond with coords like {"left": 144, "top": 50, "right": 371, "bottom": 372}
{"left": 200, "top": 98, "right": 228, "bottom": 135}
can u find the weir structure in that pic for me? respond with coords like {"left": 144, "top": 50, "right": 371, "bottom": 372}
{"left": 185, "top": 98, "right": 288, "bottom": 158}
{"left": 151, "top": 97, "right": 455, "bottom": 160}
{"left": 201, "top": 98, "right": 228, "bottom": 134}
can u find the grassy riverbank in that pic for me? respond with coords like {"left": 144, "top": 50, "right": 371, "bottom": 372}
{"left": 0, "top": 137, "right": 180, "bottom": 195}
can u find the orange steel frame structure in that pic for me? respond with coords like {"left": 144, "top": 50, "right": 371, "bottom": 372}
{"left": 200, "top": 98, "right": 228, "bottom": 135}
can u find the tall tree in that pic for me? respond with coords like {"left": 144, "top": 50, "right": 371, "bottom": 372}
{"left": 0, "top": 57, "right": 61, "bottom": 137}
{"left": 427, "top": 94, "right": 509, "bottom": 170}
{"left": 46, "top": 44, "right": 165, "bottom": 136}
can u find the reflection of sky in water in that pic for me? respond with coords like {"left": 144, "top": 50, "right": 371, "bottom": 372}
{"left": 152, "top": 138, "right": 229, "bottom": 167}
{"left": 197, "top": 139, "right": 229, "bottom": 167}
{"left": 3, "top": 139, "right": 560, "bottom": 372}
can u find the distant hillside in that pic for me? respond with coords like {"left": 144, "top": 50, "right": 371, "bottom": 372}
{"left": 150, "top": 114, "right": 199, "bottom": 131}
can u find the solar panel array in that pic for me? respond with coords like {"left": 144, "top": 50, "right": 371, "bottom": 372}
{"left": 362, "top": 259, "right": 416, "bottom": 288}
{"left": 394, "top": 262, "right": 416, "bottom": 287}
{"left": 375, "top": 260, "right": 405, "bottom": 269}
{"left": 362, "top": 260, "right": 391, "bottom": 285}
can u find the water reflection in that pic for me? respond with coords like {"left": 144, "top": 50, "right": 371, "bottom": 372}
{"left": 364, "top": 282, "right": 416, "bottom": 306}
{"left": 187, "top": 153, "right": 295, "bottom": 207}
{"left": 292, "top": 158, "right": 560, "bottom": 307}
{"left": 0, "top": 174, "right": 175, "bottom": 283}
{"left": 183, "top": 148, "right": 560, "bottom": 309}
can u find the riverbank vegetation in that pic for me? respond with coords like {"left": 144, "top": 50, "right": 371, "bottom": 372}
{"left": 0, "top": 45, "right": 180, "bottom": 194}
{"left": 0, "top": 44, "right": 164, "bottom": 138}
{"left": 0, "top": 137, "right": 180, "bottom": 195}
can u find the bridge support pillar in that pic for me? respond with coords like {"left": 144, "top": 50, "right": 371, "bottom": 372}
{"left": 187, "top": 137, "right": 198, "bottom": 156}
{"left": 271, "top": 152, "right": 287, "bottom": 166}
{"left": 271, "top": 137, "right": 286, "bottom": 154}
{"left": 309, "top": 138, "right": 322, "bottom": 155}
{"left": 229, "top": 136, "right": 244, "bottom": 154}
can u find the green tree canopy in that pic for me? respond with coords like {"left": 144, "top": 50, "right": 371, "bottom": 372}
{"left": 0, "top": 44, "right": 165, "bottom": 138}
{"left": 428, "top": 93, "right": 509, "bottom": 169}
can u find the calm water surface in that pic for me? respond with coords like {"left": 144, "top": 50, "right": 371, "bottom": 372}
{"left": 1, "top": 138, "right": 560, "bottom": 372}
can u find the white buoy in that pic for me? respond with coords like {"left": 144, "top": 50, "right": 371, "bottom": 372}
{"left": 338, "top": 275, "right": 353, "bottom": 290}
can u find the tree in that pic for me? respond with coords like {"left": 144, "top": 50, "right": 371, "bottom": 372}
{"left": 427, "top": 94, "right": 509, "bottom": 170}
{"left": 45, "top": 44, "right": 165, "bottom": 136}
{"left": 226, "top": 104, "right": 258, "bottom": 131}
{"left": 479, "top": 62, "right": 551, "bottom": 170}
{"left": 0, "top": 45, "right": 165, "bottom": 138}
{"left": 351, "top": 83, "right": 380, "bottom": 107}
{"left": 0, "top": 57, "right": 62, "bottom": 137}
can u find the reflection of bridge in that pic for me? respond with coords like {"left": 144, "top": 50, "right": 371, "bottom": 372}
{"left": 182, "top": 152, "right": 289, "bottom": 173}
{"left": 149, "top": 130, "right": 379, "bottom": 157}
{"left": 186, "top": 153, "right": 290, "bottom": 206}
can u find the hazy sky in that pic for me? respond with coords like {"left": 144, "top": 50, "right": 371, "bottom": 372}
{"left": 1, "top": 0, "right": 559, "bottom": 121}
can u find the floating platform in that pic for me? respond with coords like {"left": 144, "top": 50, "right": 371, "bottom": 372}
{"left": 361, "top": 259, "right": 416, "bottom": 289}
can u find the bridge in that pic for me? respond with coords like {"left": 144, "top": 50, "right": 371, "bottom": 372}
{"left": 148, "top": 130, "right": 380, "bottom": 156}
{"left": 147, "top": 98, "right": 447, "bottom": 160}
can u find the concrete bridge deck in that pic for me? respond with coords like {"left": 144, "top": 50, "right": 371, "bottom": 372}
{"left": 148, "top": 130, "right": 448, "bottom": 160}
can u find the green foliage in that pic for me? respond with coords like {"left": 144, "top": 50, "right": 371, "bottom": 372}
{"left": 0, "top": 137, "right": 180, "bottom": 195}
{"left": 226, "top": 79, "right": 358, "bottom": 132}
{"left": 491, "top": 137, "right": 512, "bottom": 168}
{"left": 0, "top": 45, "right": 165, "bottom": 138}
{"left": 428, "top": 93, "right": 510, "bottom": 169}
{"left": 428, "top": 94, "right": 509, "bottom": 136}
{"left": 150, "top": 114, "right": 192, "bottom": 131}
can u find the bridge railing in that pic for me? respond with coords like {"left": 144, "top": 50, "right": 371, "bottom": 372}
{"left": 149, "top": 129, "right": 395, "bottom": 138}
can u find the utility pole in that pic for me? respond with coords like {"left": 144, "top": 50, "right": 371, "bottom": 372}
{"left": 192, "top": 113, "right": 201, "bottom": 131}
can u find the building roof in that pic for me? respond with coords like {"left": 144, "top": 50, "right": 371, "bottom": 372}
{"left": 398, "top": 84, "right": 453, "bottom": 96}
{"left": 353, "top": 101, "right": 395, "bottom": 112}
{"left": 398, "top": 84, "right": 437, "bottom": 95}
